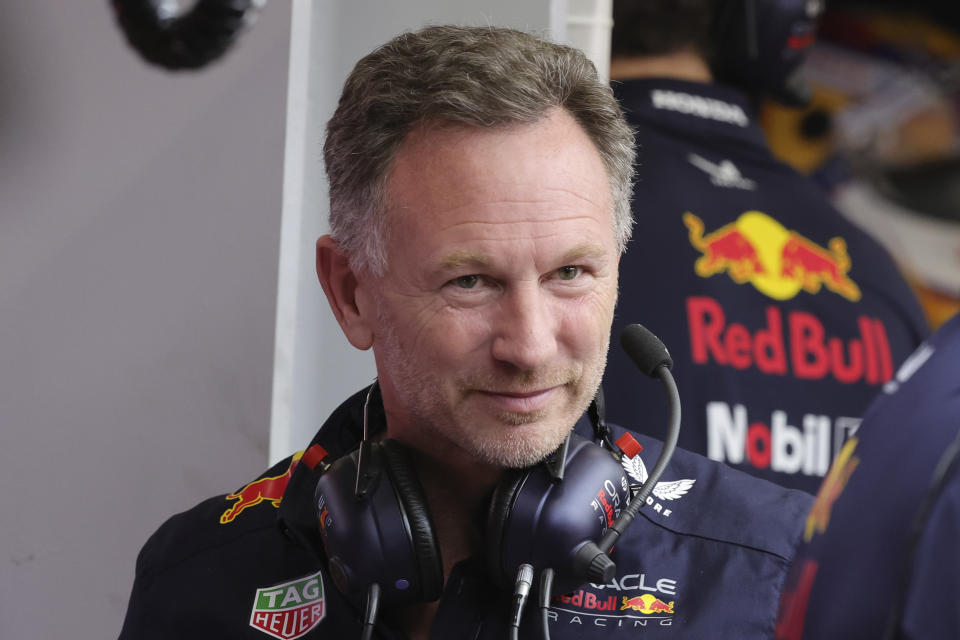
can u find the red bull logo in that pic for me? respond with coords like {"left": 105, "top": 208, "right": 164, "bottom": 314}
{"left": 684, "top": 211, "right": 766, "bottom": 283}
{"left": 594, "top": 488, "right": 616, "bottom": 528}
{"left": 685, "top": 211, "right": 861, "bottom": 302}
{"left": 781, "top": 234, "right": 860, "bottom": 301}
{"left": 687, "top": 296, "right": 894, "bottom": 385}
{"left": 553, "top": 590, "right": 619, "bottom": 611}
{"left": 589, "top": 478, "right": 627, "bottom": 531}
{"left": 620, "top": 594, "right": 675, "bottom": 615}
{"left": 220, "top": 452, "right": 303, "bottom": 525}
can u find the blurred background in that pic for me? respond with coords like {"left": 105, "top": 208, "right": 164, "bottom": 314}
{"left": 762, "top": 0, "right": 960, "bottom": 329}
{"left": 1, "top": 0, "right": 958, "bottom": 638}
{"left": 0, "top": 1, "right": 289, "bottom": 637}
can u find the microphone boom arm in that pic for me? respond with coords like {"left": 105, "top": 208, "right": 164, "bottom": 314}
{"left": 572, "top": 324, "right": 682, "bottom": 583}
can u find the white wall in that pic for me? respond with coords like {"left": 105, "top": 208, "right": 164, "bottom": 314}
{"left": 0, "top": 2, "right": 291, "bottom": 638}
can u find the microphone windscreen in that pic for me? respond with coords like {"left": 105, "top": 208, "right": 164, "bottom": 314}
{"left": 620, "top": 324, "right": 673, "bottom": 377}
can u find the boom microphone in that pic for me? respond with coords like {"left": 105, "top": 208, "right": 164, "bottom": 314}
{"left": 572, "top": 324, "right": 681, "bottom": 582}
{"left": 314, "top": 325, "right": 682, "bottom": 639}
{"left": 620, "top": 323, "right": 673, "bottom": 376}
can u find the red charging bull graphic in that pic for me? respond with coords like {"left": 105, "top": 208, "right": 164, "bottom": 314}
{"left": 620, "top": 594, "right": 675, "bottom": 615}
{"left": 685, "top": 211, "right": 766, "bottom": 283}
{"left": 220, "top": 452, "right": 303, "bottom": 524}
{"left": 780, "top": 234, "right": 861, "bottom": 301}
{"left": 685, "top": 211, "right": 861, "bottom": 302}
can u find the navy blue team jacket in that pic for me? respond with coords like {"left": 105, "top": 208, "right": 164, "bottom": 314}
{"left": 604, "top": 77, "right": 929, "bottom": 494}
{"left": 775, "top": 313, "right": 960, "bottom": 639}
{"left": 120, "top": 388, "right": 812, "bottom": 639}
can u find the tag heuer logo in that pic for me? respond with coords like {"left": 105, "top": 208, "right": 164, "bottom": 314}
{"left": 249, "top": 571, "right": 326, "bottom": 639}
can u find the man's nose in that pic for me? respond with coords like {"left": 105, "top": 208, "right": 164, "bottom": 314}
{"left": 490, "top": 285, "right": 558, "bottom": 371}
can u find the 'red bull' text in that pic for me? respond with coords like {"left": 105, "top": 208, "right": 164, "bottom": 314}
{"left": 687, "top": 296, "right": 893, "bottom": 385}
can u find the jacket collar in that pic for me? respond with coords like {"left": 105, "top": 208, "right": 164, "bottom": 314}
{"left": 613, "top": 77, "right": 770, "bottom": 153}
{"left": 277, "top": 386, "right": 378, "bottom": 556}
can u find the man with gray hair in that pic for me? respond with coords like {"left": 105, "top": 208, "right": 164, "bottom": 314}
{"left": 120, "top": 25, "right": 811, "bottom": 640}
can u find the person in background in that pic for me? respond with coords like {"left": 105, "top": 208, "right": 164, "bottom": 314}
{"left": 775, "top": 311, "right": 960, "bottom": 639}
{"left": 119, "top": 24, "right": 812, "bottom": 639}
{"left": 603, "top": 0, "right": 930, "bottom": 494}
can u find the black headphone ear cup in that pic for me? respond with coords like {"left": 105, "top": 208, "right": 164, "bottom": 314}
{"left": 484, "top": 467, "right": 528, "bottom": 588}
{"left": 378, "top": 440, "right": 444, "bottom": 601}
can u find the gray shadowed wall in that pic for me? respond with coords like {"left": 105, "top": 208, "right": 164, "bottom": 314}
{"left": 0, "top": 1, "right": 291, "bottom": 637}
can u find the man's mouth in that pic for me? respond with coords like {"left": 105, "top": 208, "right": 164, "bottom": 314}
{"left": 476, "top": 386, "right": 562, "bottom": 413}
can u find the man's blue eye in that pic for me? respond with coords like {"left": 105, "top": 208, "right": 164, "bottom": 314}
{"left": 454, "top": 275, "right": 479, "bottom": 289}
{"left": 557, "top": 266, "right": 581, "bottom": 280}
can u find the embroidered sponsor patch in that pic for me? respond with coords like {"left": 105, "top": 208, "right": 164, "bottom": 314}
{"left": 688, "top": 153, "right": 757, "bottom": 190}
{"left": 249, "top": 570, "right": 326, "bottom": 639}
{"left": 620, "top": 594, "right": 675, "bottom": 614}
{"left": 220, "top": 451, "right": 303, "bottom": 524}
{"left": 549, "top": 572, "right": 680, "bottom": 631}
{"left": 621, "top": 454, "right": 695, "bottom": 518}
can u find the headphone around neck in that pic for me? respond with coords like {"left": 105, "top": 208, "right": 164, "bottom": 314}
{"left": 313, "top": 324, "right": 680, "bottom": 639}
{"left": 313, "top": 384, "right": 632, "bottom": 607}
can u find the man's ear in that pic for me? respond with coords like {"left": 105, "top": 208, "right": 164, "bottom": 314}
{"left": 315, "top": 235, "right": 374, "bottom": 350}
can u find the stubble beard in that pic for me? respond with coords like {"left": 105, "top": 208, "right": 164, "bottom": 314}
{"left": 375, "top": 314, "right": 610, "bottom": 469}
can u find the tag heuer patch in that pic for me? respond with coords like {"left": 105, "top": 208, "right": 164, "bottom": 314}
{"left": 249, "top": 571, "right": 326, "bottom": 639}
